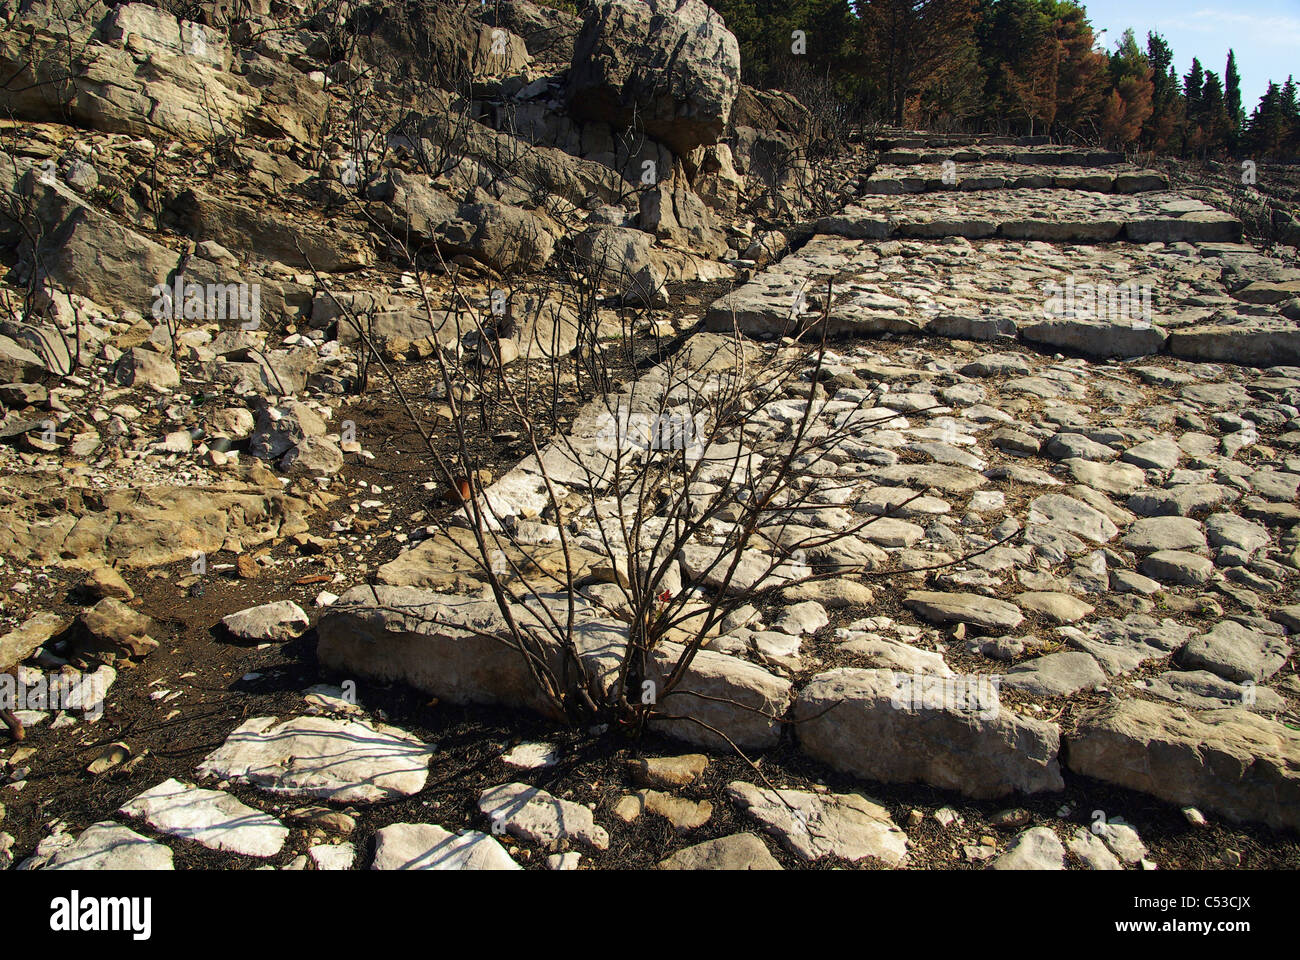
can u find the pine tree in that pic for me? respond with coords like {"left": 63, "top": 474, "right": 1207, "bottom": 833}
{"left": 1283, "top": 76, "right": 1299, "bottom": 120}
{"left": 1184, "top": 57, "right": 1204, "bottom": 110}
{"left": 1199, "top": 70, "right": 1229, "bottom": 156}
{"left": 710, "top": 0, "right": 857, "bottom": 89}
{"left": 1144, "top": 31, "right": 1180, "bottom": 150}
{"left": 858, "top": 0, "right": 978, "bottom": 125}
{"left": 1225, "top": 49, "right": 1243, "bottom": 137}
{"left": 1146, "top": 32, "right": 1175, "bottom": 108}
{"left": 1182, "top": 57, "right": 1206, "bottom": 154}
{"left": 1049, "top": 0, "right": 1107, "bottom": 134}
{"left": 1246, "top": 81, "right": 1283, "bottom": 158}
{"left": 976, "top": 0, "right": 1053, "bottom": 133}
{"left": 1283, "top": 76, "right": 1300, "bottom": 156}
{"left": 1101, "top": 29, "right": 1153, "bottom": 148}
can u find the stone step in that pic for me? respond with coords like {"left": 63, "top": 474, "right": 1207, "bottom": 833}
{"left": 880, "top": 146, "right": 1123, "bottom": 166}
{"left": 815, "top": 190, "right": 1241, "bottom": 244}
{"left": 706, "top": 236, "right": 1295, "bottom": 365}
{"left": 864, "top": 163, "right": 1167, "bottom": 195}
{"left": 874, "top": 133, "right": 1052, "bottom": 150}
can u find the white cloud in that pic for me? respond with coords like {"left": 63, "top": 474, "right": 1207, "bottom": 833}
{"left": 1174, "top": 8, "right": 1300, "bottom": 46}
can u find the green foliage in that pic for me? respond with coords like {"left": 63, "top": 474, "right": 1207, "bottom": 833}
{"left": 710, "top": 0, "right": 856, "bottom": 89}
{"left": 1244, "top": 78, "right": 1300, "bottom": 160}
{"left": 1184, "top": 57, "right": 1204, "bottom": 109}
{"left": 703, "top": 0, "right": 1296, "bottom": 159}
{"left": 1225, "top": 49, "right": 1243, "bottom": 134}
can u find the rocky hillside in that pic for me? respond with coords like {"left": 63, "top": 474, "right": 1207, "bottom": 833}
{"left": 0, "top": 0, "right": 1297, "bottom": 872}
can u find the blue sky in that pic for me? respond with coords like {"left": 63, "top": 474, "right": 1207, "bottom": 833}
{"left": 1080, "top": 1, "right": 1298, "bottom": 110}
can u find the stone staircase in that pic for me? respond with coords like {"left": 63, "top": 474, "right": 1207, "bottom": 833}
{"left": 708, "top": 136, "right": 1300, "bottom": 366}
{"left": 320, "top": 133, "right": 1300, "bottom": 849}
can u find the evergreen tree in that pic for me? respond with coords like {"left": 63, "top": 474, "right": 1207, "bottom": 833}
{"left": 1199, "top": 70, "right": 1229, "bottom": 155}
{"left": 700, "top": 0, "right": 1297, "bottom": 161}
{"left": 1146, "top": 32, "right": 1175, "bottom": 109}
{"left": 858, "top": 0, "right": 978, "bottom": 125}
{"left": 1101, "top": 29, "right": 1153, "bottom": 148}
{"left": 1283, "top": 76, "right": 1299, "bottom": 121}
{"left": 1047, "top": 0, "right": 1107, "bottom": 134}
{"left": 1283, "top": 76, "right": 1300, "bottom": 156}
{"left": 709, "top": 0, "right": 856, "bottom": 89}
{"left": 1144, "top": 31, "right": 1180, "bottom": 150}
{"left": 1225, "top": 49, "right": 1243, "bottom": 136}
{"left": 1183, "top": 57, "right": 1204, "bottom": 111}
{"left": 1182, "top": 57, "right": 1206, "bottom": 154}
{"left": 976, "top": 0, "right": 1053, "bottom": 132}
{"left": 1246, "top": 81, "right": 1283, "bottom": 158}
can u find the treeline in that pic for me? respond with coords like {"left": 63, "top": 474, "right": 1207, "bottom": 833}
{"left": 705, "top": 0, "right": 1299, "bottom": 161}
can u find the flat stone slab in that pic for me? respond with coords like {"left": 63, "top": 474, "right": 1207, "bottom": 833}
{"left": 1027, "top": 494, "right": 1118, "bottom": 543}
{"left": 1068, "top": 698, "right": 1300, "bottom": 832}
{"left": 35, "top": 821, "right": 174, "bottom": 870}
{"left": 1001, "top": 651, "right": 1107, "bottom": 698}
{"left": 1123, "top": 517, "right": 1207, "bottom": 552}
{"left": 877, "top": 144, "right": 1123, "bottom": 166}
{"left": 501, "top": 741, "right": 561, "bottom": 769}
{"left": 837, "top": 634, "right": 955, "bottom": 675}
{"left": 309, "top": 842, "right": 356, "bottom": 870}
{"left": 1014, "top": 592, "right": 1094, "bottom": 624}
{"left": 795, "top": 668, "right": 1063, "bottom": 799}
{"left": 856, "top": 516, "right": 925, "bottom": 547}
{"left": 904, "top": 590, "right": 1024, "bottom": 631}
{"left": 1205, "top": 513, "right": 1269, "bottom": 554}
{"left": 1179, "top": 621, "right": 1292, "bottom": 683}
{"left": 0, "top": 612, "right": 68, "bottom": 670}
{"left": 478, "top": 782, "right": 609, "bottom": 850}
{"left": 990, "top": 826, "right": 1066, "bottom": 870}
{"left": 702, "top": 235, "right": 1285, "bottom": 365}
{"left": 647, "top": 641, "right": 792, "bottom": 751}
{"left": 1144, "top": 670, "right": 1286, "bottom": 713}
{"left": 1170, "top": 320, "right": 1300, "bottom": 366}
{"left": 120, "top": 779, "right": 288, "bottom": 857}
{"left": 0, "top": 476, "right": 313, "bottom": 571}
{"left": 317, "top": 586, "right": 624, "bottom": 719}
{"left": 371, "top": 823, "right": 520, "bottom": 870}
{"left": 657, "top": 832, "right": 783, "bottom": 870}
{"left": 1140, "top": 549, "right": 1214, "bottom": 585}
{"left": 1128, "top": 483, "right": 1240, "bottom": 517}
{"left": 1122, "top": 438, "right": 1182, "bottom": 470}
{"left": 727, "top": 781, "right": 908, "bottom": 865}
{"left": 818, "top": 190, "right": 1239, "bottom": 244}
{"left": 1020, "top": 317, "right": 1167, "bottom": 360}
{"left": 196, "top": 716, "right": 435, "bottom": 803}
{"left": 1059, "top": 615, "right": 1194, "bottom": 675}
{"left": 678, "top": 541, "right": 805, "bottom": 593}
{"left": 863, "top": 161, "right": 1166, "bottom": 195}
{"left": 221, "top": 601, "right": 310, "bottom": 642}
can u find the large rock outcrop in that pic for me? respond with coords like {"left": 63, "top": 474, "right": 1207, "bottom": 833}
{"left": 567, "top": 0, "right": 741, "bottom": 156}
{"left": 795, "top": 668, "right": 1064, "bottom": 799}
{"left": 1067, "top": 699, "right": 1300, "bottom": 832}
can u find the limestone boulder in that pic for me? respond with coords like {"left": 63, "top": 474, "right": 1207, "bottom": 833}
{"left": 568, "top": 0, "right": 740, "bottom": 156}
